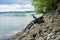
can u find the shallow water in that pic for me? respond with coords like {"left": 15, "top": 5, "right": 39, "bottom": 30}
{"left": 0, "top": 16, "right": 33, "bottom": 40}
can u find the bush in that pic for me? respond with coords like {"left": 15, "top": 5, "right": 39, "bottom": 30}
{"left": 32, "top": 0, "right": 58, "bottom": 13}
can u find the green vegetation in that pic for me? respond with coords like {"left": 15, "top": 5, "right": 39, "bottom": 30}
{"left": 32, "top": 0, "right": 58, "bottom": 14}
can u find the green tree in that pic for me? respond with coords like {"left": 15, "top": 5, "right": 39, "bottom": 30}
{"left": 32, "top": 0, "right": 58, "bottom": 14}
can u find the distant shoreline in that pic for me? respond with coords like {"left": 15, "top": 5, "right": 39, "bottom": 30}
{"left": 0, "top": 13, "right": 35, "bottom": 16}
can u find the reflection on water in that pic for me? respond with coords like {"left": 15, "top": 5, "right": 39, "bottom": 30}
{"left": 0, "top": 16, "right": 33, "bottom": 37}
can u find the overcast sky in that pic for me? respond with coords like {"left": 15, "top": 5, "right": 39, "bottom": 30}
{"left": 0, "top": 0, "right": 34, "bottom": 12}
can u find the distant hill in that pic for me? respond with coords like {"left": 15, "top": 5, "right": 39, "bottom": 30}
{"left": 0, "top": 11, "right": 35, "bottom": 14}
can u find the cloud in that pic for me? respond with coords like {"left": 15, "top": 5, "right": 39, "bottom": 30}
{"left": 0, "top": 4, "right": 34, "bottom": 12}
{"left": 0, "top": 0, "right": 32, "bottom": 5}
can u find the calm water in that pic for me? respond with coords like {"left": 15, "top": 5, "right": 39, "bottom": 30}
{"left": 0, "top": 16, "right": 33, "bottom": 39}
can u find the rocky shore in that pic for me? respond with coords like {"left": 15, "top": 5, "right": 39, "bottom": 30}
{"left": 9, "top": 3, "right": 60, "bottom": 40}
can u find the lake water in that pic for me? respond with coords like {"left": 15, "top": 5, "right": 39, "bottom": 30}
{"left": 0, "top": 16, "right": 34, "bottom": 40}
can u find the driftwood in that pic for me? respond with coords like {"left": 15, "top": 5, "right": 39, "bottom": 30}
{"left": 23, "top": 15, "right": 44, "bottom": 32}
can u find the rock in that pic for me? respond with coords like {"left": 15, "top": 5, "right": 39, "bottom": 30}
{"left": 47, "top": 36, "right": 50, "bottom": 40}
{"left": 53, "top": 27, "right": 60, "bottom": 32}
{"left": 36, "top": 37, "right": 44, "bottom": 40}
{"left": 55, "top": 36, "right": 60, "bottom": 40}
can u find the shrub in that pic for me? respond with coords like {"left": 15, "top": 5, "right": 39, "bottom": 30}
{"left": 32, "top": 0, "right": 58, "bottom": 13}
